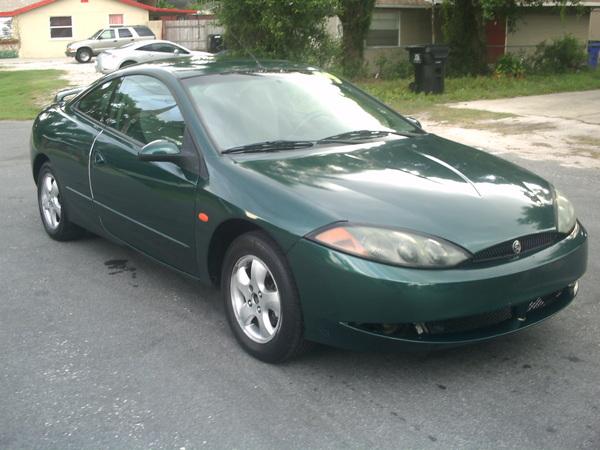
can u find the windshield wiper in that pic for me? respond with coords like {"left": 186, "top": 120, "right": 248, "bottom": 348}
{"left": 222, "top": 140, "right": 315, "bottom": 154}
{"left": 317, "top": 129, "right": 422, "bottom": 144}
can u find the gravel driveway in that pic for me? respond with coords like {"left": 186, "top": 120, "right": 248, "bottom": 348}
{"left": 0, "top": 120, "right": 599, "bottom": 449}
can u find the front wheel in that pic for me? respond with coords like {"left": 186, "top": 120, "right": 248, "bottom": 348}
{"left": 37, "top": 162, "right": 84, "bottom": 241}
{"left": 222, "top": 231, "right": 310, "bottom": 363}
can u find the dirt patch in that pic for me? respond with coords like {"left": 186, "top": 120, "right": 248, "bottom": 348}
{"left": 418, "top": 95, "right": 600, "bottom": 169}
{"left": 423, "top": 114, "right": 600, "bottom": 169}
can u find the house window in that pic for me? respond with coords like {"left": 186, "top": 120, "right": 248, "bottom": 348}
{"left": 366, "top": 11, "right": 400, "bottom": 47}
{"left": 49, "top": 16, "right": 73, "bottom": 39}
{"left": 0, "top": 17, "right": 14, "bottom": 39}
{"left": 109, "top": 14, "right": 124, "bottom": 26}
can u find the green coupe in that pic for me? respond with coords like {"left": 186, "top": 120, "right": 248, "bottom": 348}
{"left": 31, "top": 59, "right": 588, "bottom": 362}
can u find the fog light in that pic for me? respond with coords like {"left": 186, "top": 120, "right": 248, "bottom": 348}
{"left": 569, "top": 281, "right": 579, "bottom": 297}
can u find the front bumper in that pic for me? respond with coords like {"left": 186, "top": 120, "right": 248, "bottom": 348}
{"left": 287, "top": 223, "right": 588, "bottom": 351}
{"left": 95, "top": 55, "right": 117, "bottom": 74}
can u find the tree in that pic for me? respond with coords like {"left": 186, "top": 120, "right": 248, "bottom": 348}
{"left": 337, "top": 0, "right": 376, "bottom": 75}
{"left": 216, "top": 0, "right": 337, "bottom": 62}
{"left": 441, "top": 0, "right": 579, "bottom": 75}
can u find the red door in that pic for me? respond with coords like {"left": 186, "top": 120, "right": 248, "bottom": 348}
{"left": 486, "top": 18, "right": 506, "bottom": 63}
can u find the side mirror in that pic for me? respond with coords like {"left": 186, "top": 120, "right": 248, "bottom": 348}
{"left": 406, "top": 116, "right": 422, "bottom": 129}
{"left": 173, "top": 49, "right": 181, "bottom": 55}
{"left": 138, "top": 140, "right": 182, "bottom": 162}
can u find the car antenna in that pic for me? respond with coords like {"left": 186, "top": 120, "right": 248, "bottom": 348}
{"left": 227, "top": 31, "right": 264, "bottom": 70}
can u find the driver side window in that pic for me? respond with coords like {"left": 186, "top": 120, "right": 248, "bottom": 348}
{"left": 76, "top": 79, "right": 119, "bottom": 123}
{"left": 105, "top": 75, "right": 185, "bottom": 147}
{"left": 99, "top": 29, "right": 114, "bottom": 40}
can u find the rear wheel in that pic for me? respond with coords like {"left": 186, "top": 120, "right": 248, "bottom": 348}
{"left": 37, "top": 162, "right": 84, "bottom": 241}
{"left": 222, "top": 231, "right": 310, "bottom": 363}
{"left": 75, "top": 47, "right": 92, "bottom": 63}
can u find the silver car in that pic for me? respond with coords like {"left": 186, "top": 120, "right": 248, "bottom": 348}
{"left": 66, "top": 25, "right": 155, "bottom": 63}
{"left": 95, "top": 40, "right": 212, "bottom": 74}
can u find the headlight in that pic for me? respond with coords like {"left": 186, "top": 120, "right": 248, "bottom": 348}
{"left": 308, "top": 224, "right": 471, "bottom": 268}
{"left": 555, "top": 190, "right": 576, "bottom": 234}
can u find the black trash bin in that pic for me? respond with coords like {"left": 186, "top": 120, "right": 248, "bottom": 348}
{"left": 208, "top": 34, "right": 225, "bottom": 54}
{"left": 406, "top": 45, "right": 449, "bottom": 94}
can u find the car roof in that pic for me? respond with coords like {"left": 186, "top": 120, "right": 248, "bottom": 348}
{"left": 136, "top": 58, "right": 320, "bottom": 79}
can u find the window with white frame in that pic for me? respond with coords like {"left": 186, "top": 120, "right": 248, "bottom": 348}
{"left": 366, "top": 11, "right": 400, "bottom": 47}
{"left": 49, "top": 16, "right": 73, "bottom": 39}
{"left": 109, "top": 14, "right": 124, "bottom": 26}
{"left": 0, "top": 17, "right": 14, "bottom": 39}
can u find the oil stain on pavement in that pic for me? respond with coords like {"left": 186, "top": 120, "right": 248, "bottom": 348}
{"left": 104, "top": 259, "right": 138, "bottom": 286}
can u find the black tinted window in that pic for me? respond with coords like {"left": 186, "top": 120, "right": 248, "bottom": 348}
{"left": 153, "top": 44, "right": 178, "bottom": 53}
{"left": 118, "top": 28, "right": 133, "bottom": 38}
{"left": 76, "top": 80, "right": 117, "bottom": 122}
{"left": 105, "top": 75, "right": 185, "bottom": 146}
{"left": 137, "top": 44, "right": 153, "bottom": 52}
{"left": 133, "top": 26, "right": 154, "bottom": 37}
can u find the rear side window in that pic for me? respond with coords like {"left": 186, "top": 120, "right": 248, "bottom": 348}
{"left": 118, "top": 28, "right": 133, "bottom": 38}
{"left": 153, "top": 44, "right": 179, "bottom": 53}
{"left": 137, "top": 44, "right": 153, "bottom": 52}
{"left": 133, "top": 26, "right": 154, "bottom": 37}
{"left": 105, "top": 75, "right": 185, "bottom": 146}
{"left": 76, "top": 80, "right": 118, "bottom": 122}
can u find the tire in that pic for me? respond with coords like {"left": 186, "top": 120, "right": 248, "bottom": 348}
{"left": 37, "top": 162, "right": 84, "bottom": 241}
{"left": 75, "top": 48, "right": 92, "bottom": 63}
{"left": 222, "top": 231, "right": 310, "bottom": 363}
{"left": 120, "top": 60, "right": 136, "bottom": 69}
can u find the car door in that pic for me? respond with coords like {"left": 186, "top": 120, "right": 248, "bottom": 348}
{"left": 154, "top": 43, "right": 190, "bottom": 61}
{"left": 95, "top": 29, "right": 117, "bottom": 52}
{"left": 116, "top": 27, "right": 135, "bottom": 46}
{"left": 89, "top": 74, "right": 201, "bottom": 274}
{"left": 135, "top": 43, "right": 161, "bottom": 63}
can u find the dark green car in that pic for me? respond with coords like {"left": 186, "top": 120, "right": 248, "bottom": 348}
{"left": 30, "top": 59, "right": 588, "bottom": 362}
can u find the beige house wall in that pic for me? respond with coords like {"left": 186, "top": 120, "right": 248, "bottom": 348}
{"left": 364, "top": 7, "right": 431, "bottom": 68}
{"left": 14, "top": 0, "right": 149, "bottom": 58}
{"left": 148, "top": 19, "right": 163, "bottom": 40}
{"left": 400, "top": 8, "right": 431, "bottom": 46}
{"left": 507, "top": 9, "right": 590, "bottom": 53}
{"left": 590, "top": 9, "right": 600, "bottom": 40}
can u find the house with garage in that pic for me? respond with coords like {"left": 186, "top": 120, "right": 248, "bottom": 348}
{"left": 0, "top": 0, "right": 195, "bottom": 58}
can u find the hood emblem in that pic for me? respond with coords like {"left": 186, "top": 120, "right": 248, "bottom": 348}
{"left": 512, "top": 240, "right": 522, "bottom": 255}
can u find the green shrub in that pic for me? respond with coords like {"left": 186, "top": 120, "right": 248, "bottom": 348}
{"left": 373, "top": 54, "right": 413, "bottom": 79}
{"left": 532, "top": 35, "right": 586, "bottom": 73}
{"left": 494, "top": 53, "right": 525, "bottom": 77}
{"left": 0, "top": 50, "right": 17, "bottom": 59}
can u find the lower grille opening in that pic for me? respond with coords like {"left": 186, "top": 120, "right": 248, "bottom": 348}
{"left": 348, "top": 288, "right": 567, "bottom": 339}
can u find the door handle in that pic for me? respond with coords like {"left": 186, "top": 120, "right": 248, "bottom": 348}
{"left": 94, "top": 151, "right": 106, "bottom": 165}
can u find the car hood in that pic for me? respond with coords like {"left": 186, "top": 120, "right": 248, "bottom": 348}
{"left": 233, "top": 134, "right": 557, "bottom": 253}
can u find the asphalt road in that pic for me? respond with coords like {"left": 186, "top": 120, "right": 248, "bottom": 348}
{"left": 1, "top": 121, "right": 598, "bottom": 449}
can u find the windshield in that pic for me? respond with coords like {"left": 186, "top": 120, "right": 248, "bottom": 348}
{"left": 89, "top": 29, "right": 103, "bottom": 39}
{"left": 183, "top": 71, "right": 419, "bottom": 151}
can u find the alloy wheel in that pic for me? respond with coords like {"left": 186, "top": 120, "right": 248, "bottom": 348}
{"left": 40, "top": 172, "right": 62, "bottom": 230}
{"left": 230, "top": 255, "right": 282, "bottom": 343}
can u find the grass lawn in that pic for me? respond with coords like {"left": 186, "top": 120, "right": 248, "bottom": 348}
{"left": 357, "top": 70, "right": 600, "bottom": 121}
{"left": 0, "top": 70, "right": 68, "bottom": 120}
